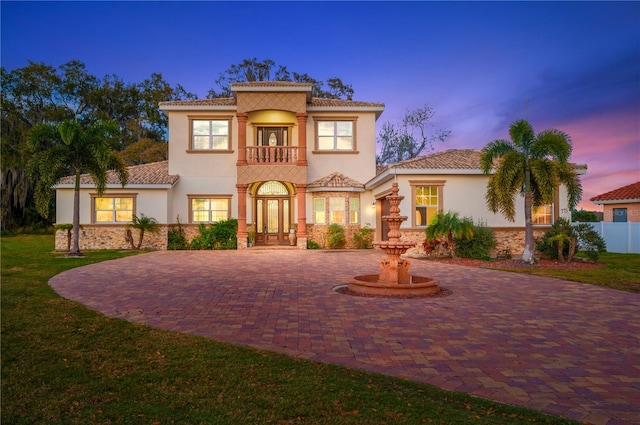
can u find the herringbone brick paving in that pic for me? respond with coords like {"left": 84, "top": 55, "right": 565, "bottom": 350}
{"left": 49, "top": 249, "right": 640, "bottom": 425}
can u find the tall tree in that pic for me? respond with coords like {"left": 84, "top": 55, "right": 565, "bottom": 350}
{"left": 207, "top": 58, "right": 353, "bottom": 100}
{"left": 480, "top": 119, "right": 583, "bottom": 264}
{"left": 376, "top": 105, "right": 450, "bottom": 164}
{"left": 29, "top": 120, "right": 128, "bottom": 256}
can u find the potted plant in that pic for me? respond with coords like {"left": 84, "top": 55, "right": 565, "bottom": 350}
{"left": 247, "top": 225, "right": 255, "bottom": 247}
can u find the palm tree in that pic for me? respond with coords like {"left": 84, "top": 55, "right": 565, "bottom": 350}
{"left": 480, "top": 119, "right": 582, "bottom": 264}
{"left": 426, "top": 210, "right": 474, "bottom": 257}
{"left": 126, "top": 213, "right": 160, "bottom": 250}
{"left": 29, "top": 120, "right": 128, "bottom": 256}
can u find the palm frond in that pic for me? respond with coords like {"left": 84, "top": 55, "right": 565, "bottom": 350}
{"left": 532, "top": 129, "right": 572, "bottom": 162}
{"left": 529, "top": 158, "right": 557, "bottom": 204}
{"left": 479, "top": 139, "right": 515, "bottom": 174}
{"left": 509, "top": 119, "right": 535, "bottom": 150}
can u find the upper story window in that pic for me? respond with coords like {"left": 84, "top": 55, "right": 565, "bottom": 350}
{"left": 190, "top": 118, "right": 231, "bottom": 151}
{"left": 315, "top": 119, "right": 356, "bottom": 152}
{"left": 532, "top": 205, "right": 553, "bottom": 225}
{"left": 93, "top": 196, "right": 134, "bottom": 223}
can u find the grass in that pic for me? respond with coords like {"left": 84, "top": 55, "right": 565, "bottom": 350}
{"left": 491, "top": 252, "right": 640, "bottom": 293}
{"left": 1, "top": 235, "right": 585, "bottom": 424}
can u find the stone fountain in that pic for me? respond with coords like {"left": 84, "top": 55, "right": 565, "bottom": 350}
{"left": 349, "top": 182, "right": 440, "bottom": 296}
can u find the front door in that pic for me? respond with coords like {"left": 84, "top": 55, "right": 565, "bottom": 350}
{"left": 255, "top": 181, "right": 291, "bottom": 245}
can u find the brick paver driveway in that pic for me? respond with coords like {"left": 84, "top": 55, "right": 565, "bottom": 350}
{"left": 49, "top": 249, "right": 640, "bottom": 425}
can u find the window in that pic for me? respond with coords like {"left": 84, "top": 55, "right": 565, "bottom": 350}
{"left": 94, "top": 197, "right": 134, "bottom": 223}
{"left": 329, "top": 197, "right": 346, "bottom": 224}
{"left": 189, "top": 196, "right": 230, "bottom": 223}
{"left": 613, "top": 208, "right": 627, "bottom": 222}
{"left": 349, "top": 198, "right": 360, "bottom": 224}
{"left": 415, "top": 186, "right": 439, "bottom": 226}
{"left": 314, "top": 198, "right": 326, "bottom": 224}
{"left": 191, "top": 119, "right": 230, "bottom": 150}
{"left": 316, "top": 120, "right": 354, "bottom": 151}
{"left": 532, "top": 205, "right": 553, "bottom": 224}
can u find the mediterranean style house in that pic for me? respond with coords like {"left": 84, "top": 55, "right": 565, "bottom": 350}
{"left": 54, "top": 81, "right": 586, "bottom": 254}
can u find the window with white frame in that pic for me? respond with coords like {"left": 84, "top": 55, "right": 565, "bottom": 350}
{"left": 191, "top": 119, "right": 230, "bottom": 150}
{"left": 316, "top": 120, "right": 354, "bottom": 151}
{"left": 329, "top": 197, "right": 346, "bottom": 224}
{"left": 189, "top": 197, "right": 230, "bottom": 223}
{"left": 532, "top": 205, "right": 553, "bottom": 224}
{"left": 313, "top": 198, "right": 326, "bottom": 224}
{"left": 415, "top": 186, "right": 439, "bottom": 226}
{"left": 349, "top": 198, "right": 360, "bottom": 224}
{"left": 94, "top": 196, "right": 134, "bottom": 223}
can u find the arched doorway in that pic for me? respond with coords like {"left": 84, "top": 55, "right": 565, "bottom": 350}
{"left": 255, "top": 181, "right": 292, "bottom": 245}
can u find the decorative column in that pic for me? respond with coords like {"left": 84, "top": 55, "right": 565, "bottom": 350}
{"left": 236, "top": 113, "right": 248, "bottom": 166}
{"left": 236, "top": 184, "right": 248, "bottom": 249}
{"left": 295, "top": 183, "right": 308, "bottom": 249}
{"left": 296, "top": 113, "right": 308, "bottom": 166}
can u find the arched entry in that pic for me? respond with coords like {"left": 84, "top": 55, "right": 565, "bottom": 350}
{"left": 255, "top": 181, "right": 292, "bottom": 245}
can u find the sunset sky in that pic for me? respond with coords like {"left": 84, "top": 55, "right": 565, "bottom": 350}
{"left": 2, "top": 1, "right": 638, "bottom": 211}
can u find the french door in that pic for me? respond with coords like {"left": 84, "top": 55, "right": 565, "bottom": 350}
{"left": 255, "top": 196, "right": 291, "bottom": 245}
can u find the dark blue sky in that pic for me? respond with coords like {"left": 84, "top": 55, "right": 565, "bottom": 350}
{"left": 2, "top": 1, "right": 639, "bottom": 209}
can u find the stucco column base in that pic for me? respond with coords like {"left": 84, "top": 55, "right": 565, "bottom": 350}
{"left": 237, "top": 236, "right": 248, "bottom": 250}
{"left": 296, "top": 237, "right": 307, "bottom": 250}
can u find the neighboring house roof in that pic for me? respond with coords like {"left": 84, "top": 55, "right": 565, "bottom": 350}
{"left": 55, "top": 161, "right": 179, "bottom": 188}
{"left": 308, "top": 172, "right": 365, "bottom": 192}
{"left": 590, "top": 181, "right": 640, "bottom": 204}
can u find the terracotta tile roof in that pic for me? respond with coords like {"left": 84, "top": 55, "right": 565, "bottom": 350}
{"left": 590, "top": 181, "right": 640, "bottom": 202}
{"left": 389, "top": 149, "right": 483, "bottom": 170}
{"left": 159, "top": 98, "right": 236, "bottom": 107}
{"left": 309, "top": 98, "right": 384, "bottom": 108}
{"left": 231, "top": 81, "right": 312, "bottom": 89}
{"left": 159, "top": 97, "right": 383, "bottom": 109}
{"left": 308, "top": 172, "right": 365, "bottom": 189}
{"left": 57, "top": 161, "right": 179, "bottom": 186}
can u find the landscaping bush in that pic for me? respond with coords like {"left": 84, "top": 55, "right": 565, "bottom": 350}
{"left": 353, "top": 224, "right": 374, "bottom": 249}
{"left": 537, "top": 219, "right": 605, "bottom": 262}
{"left": 307, "top": 239, "right": 320, "bottom": 249}
{"left": 326, "top": 223, "right": 346, "bottom": 249}
{"left": 167, "top": 216, "right": 189, "bottom": 250}
{"left": 536, "top": 219, "right": 575, "bottom": 261}
{"left": 190, "top": 219, "right": 238, "bottom": 250}
{"left": 454, "top": 225, "right": 496, "bottom": 260}
{"left": 574, "top": 223, "right": 607, "bottom": 262}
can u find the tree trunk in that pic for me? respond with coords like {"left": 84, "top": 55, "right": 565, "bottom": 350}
{"left": 70, "top": 172, "right": 83, "bottom": 257}
{"left": 136, "top": 229, "right": 145, "bottom": 250}
{"left": 522, "top": 192, "right": 535, "bottom": 264}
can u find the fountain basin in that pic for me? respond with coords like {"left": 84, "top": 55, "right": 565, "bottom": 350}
{"left": 349, "top": 274, "right": 440, "bottom": 296}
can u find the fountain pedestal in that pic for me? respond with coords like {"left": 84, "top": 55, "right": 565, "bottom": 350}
{"left": 349, "top": 182, "right": 440, "bottom": 296}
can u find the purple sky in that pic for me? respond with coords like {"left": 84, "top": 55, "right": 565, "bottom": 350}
{"left": 2, "top": 1, "right": 639, "bottom": 210}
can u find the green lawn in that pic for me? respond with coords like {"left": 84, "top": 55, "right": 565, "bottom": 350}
{"left": 490, "top": 252, "right": 640, "bottom": 293}
{"left": 1, "top": 235, "right": 585, "bottom": 424}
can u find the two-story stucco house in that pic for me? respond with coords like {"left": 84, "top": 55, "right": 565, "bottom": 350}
{"left": 54, "top": 81, "right": 586, "bottom": 253}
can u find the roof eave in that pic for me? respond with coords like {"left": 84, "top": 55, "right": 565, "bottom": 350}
{"left": 54, "top": 183, "right": 177, "bottom": 190}
{"left": 307, "top": 106, "right": 385, "bottom": 120}
{"left": 591, "top": 198, "right": 640, "bottom": 205}
{"left": 159, "top": 105, "right": 237, "bottom": 112}
{"left": 307, "top": 186, "right": 365, "bottom": 193}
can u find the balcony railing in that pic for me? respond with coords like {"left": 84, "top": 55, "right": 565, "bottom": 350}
{"left": 246, "top": 146, "right": 299, "bottom": 164}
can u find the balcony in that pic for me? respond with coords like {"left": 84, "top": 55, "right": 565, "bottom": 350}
{"left": 246, "top": 146, "right": 300, "bottom": 165}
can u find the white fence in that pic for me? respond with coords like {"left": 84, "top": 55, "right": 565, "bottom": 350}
{"left": 575, "top": 221, "right": 640, "bottom": 254}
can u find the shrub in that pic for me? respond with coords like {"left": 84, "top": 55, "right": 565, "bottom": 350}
{"left": 454, "top": 225, "right": 496, "bottom": 260}
{"left": 190, "top": 219, "right": 238, "bottom": 250}
{"left": 167, "top": 216, "right": 189, "bottom": 250}
{"left": 574, "top": 223, "right": 607, "bottom": 262}
{"left": 326, "top": 224, "right": 346, "bottom": 249}
{"left": 353, "top": 224, "right": 374, "bottom": 249}
{"left": 422, "top": 238, "right": 450, "bottom": 258}
{"left": 307, "top": 239, "right": 320, "bottom": 249}
{"left": 536, "top": 218, "right": 575, "bottom": 260}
